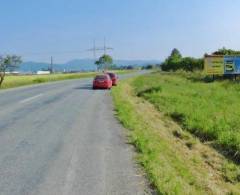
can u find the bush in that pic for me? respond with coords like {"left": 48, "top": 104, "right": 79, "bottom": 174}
{"left": 161, "top": 48, "right": 203, "bottom": 72}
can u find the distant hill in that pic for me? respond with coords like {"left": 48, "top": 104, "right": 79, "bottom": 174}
{"left": 18, "top": 59, "right": 161, "bottom": 72}
{"left": 19, "top": 61, "right": 50, "bottom": 72}
{"left": 114, "top": 59, "right": 161, "bottom": 67}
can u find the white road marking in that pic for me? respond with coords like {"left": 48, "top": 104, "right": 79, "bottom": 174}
{"left": 20, "top": 94, "right": 43, "bottom": 104}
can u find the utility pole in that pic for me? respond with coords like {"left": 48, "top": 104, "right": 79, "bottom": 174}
{"left": 50, "top": 56, "right": 53, "bottom": 73}
{"left": 104, "top": 37, "right": 106, "bottom": 55}
{"left": 93, "top": 39, "right": 96, "bottom": 60}
{"left": 102, "top": 37, "right": 113, "bottom": 55}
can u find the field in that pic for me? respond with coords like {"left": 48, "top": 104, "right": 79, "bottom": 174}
{"left": 0, "top": 70, "right": 130, "bottom": 89}
{"left": 112, "top": 72, "right": 240, "bottom": 194}
{"left": 133, "top": 72, "right": 240, "bottom": 161}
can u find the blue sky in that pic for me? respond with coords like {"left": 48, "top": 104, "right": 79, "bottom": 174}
{"left": 0, "top": 0, "right": 240, "bottom": 62}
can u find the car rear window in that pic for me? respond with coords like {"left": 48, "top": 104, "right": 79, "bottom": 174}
{"left": 95, "top": 75, "right": 107, "bottom": 79}
{"left": 108, "top": 73, "right": 116, "bottom": 78}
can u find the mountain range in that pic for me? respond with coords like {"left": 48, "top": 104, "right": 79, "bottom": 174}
{"left": 18, "top": 59, "right": 162, "bottom": 72}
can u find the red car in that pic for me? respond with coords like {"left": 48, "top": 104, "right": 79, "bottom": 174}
{"left": 107, "top": 72, "right": 118, "bottom": 86}
{"left": 93, "top": 74, "right": 112, "bottom": 89}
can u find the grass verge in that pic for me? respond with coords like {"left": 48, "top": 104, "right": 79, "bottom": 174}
{"left": 132, "top": 72, "right": 240, "bottom": 162}
{"left": 112, "top": 77, "right": 240, "bottom": 194}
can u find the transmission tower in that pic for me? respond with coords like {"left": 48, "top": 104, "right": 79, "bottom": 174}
{"left": 87, "top": 38, "right": 114, "bottom": 60}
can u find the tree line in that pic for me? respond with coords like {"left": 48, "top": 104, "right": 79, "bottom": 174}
{"left": 161, "top": 47, "right": 240, "bottom": 72}
{"left": 161, "top": 48, "right": 203, "bottom": 72}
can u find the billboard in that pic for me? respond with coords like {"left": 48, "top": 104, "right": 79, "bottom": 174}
{"left": 204, "top": 55, "right": 240, "bottom": 75}
{"left": 204, "top": 56, "right": 224, "bottom": 75}
{"left": 224, "top": 56, "right": 240, "bottom": 74}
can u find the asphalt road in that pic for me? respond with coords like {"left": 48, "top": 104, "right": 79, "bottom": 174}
{"left": 0, "top": 72, "right": 150, "bottom": 195}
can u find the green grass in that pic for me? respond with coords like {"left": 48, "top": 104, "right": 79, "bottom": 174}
{"left": 112, "top": 76, "right": 240, "bottom": 194}
{"left": 0, "top": 70, "right": 131, "bottom": 89}
{"left": 132, "top": 72, "right": 240, "bottom": 161}
{"left": 112, "top": 82, "right": 202, "bottom": 194}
